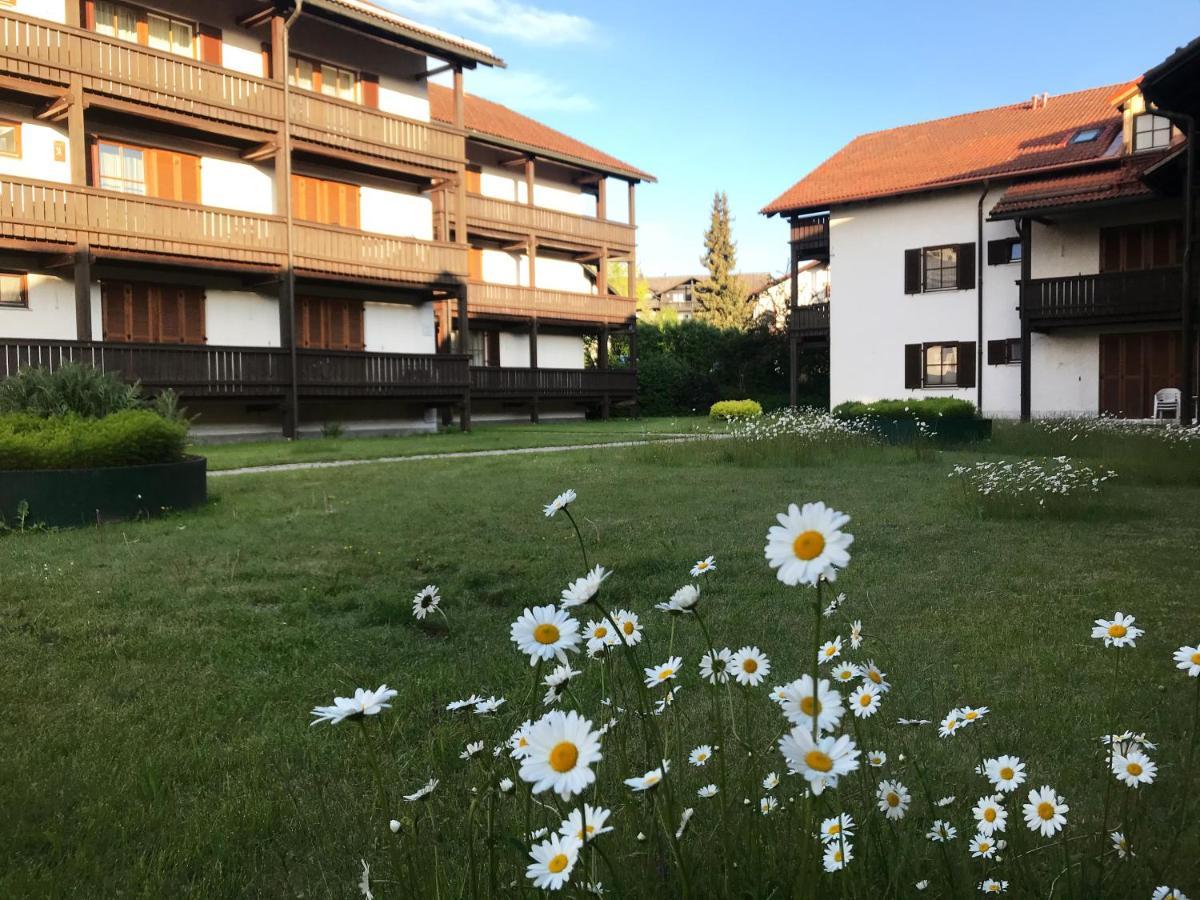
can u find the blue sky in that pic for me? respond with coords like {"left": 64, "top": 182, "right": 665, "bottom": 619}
{"left": 383, "top": 0, "right": 1200, "bottom": 277}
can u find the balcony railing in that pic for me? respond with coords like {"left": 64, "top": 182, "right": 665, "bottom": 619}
{"left": 0, "top": 340, "right": 470, "bottom": 399}
{"left": 791, "top": 215, "right": 830, "bottom": 259}
{"left": 465, "top": 194, "right": 636, "bottom": 252}
{"left": 0, "top": 175, "right": 467, "bottom": 284}
{"left": 1025, "top": 267, "right": 1184, "bottom": 326}
{"left": 470, "top": 366, "right": 637, "bottom": 398}
{"left": 791, "top": 302, "right": 830, "bottom": 336}
{"left": 0, "top": 10, "right": 463, "bottom": 171}
{"left": 468, "top": 282, "right": 636, "bottom": 325}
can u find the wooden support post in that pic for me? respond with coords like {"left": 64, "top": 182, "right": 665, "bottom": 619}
{"left": 528, "top": 235, "right": 537, "bottom": 288}
{"left": 66, "top": 78, "right": 86, "bottom": 186}
{"left": 270, "top": 15, "right": 286, "bottom": 81}
{"left": 452, "top": 66, "right": 464, "bottom": 129}
{"left": 458, "top": 286, "right": 471, "bottom": 432}
{"left": 627, "top": 183, "right": 637, "bottom": 300}
{"left": 789, "top": 222, "right": 800, "bottom": 407}
{"left": 278, "top": 268, "right": 298, "bottom": 438}
{"left": 1180, "top": 121, "right": 1196, "bottom": 426}
{"left": 529, "top": 317, "right": 540, "bottom": 424}
{"left": 65, "top": 0, "right": 81, "bottom": 26}
{"left": 74, "top": 243, "right": 91, "bottom": 341}
{"left": 1019, "top": 219, "right": 1033, "bottom": 422}
{"left": 599, "top": 324, "right": 609, "bottom": 369}
{"left": 597, "top": 178, "right": 606, "bottom": 220}
{"left": 524, "top": 157, "right": 535, "bottom": 206}
{"left": 597, "top": 247, "right": 608, "bottom": 296}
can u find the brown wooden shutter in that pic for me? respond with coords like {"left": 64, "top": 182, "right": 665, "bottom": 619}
{"left": 956, "top": 243, "right": 976, "bottom": 290}
{"left": 101, "top": 282, "right": 127, "bottom": 341}
{"left": 987, "top": 339, "right": 1006, "bottom": 365}
{"left": 360, "top": 73, "right": 380, "bottom": 108}
{"left": 486, "top": 330, "right": 500, "bottom": 367}
{"left": 261, "top": 42, "right": 272, "bottom": 79}
{"left": 198, "top": 24, "right": 222, "bottom": 65}
{"left": 465, "top": 165, "right": 482, "bottom": 194}
{"left": 957, "top": 341, "right": 977, "bottom": 388}
{"left": 904, "top": 343, "right": 922, "bottom": 388}
{"left": 82, "top": 0, "right": 96, "bottom": 29}
{"left": 347, "top": 302, "right": 364, "bottom": 350}
{"left": 327, "top": 300, "right": 346, "bottom": 349}
{"left": 467, "top": 247, "right": 483, "bottom": 281}
{"left": 904, "top": 249, "right": 921, "bottom": 294}
{"left": 1100, "top": 228, "right": 1121, "bottom": 273}
{"left": 129, "top": 283, "right": 152, "bottom": 342}
{"left": 182, "top": 288, "right": 205, "bottom": 344}
{"left": 147, "top": 148, "right": 200, "bottom": 203}
{"left": 986, "top": 239, "right": 1010, "bottom": 266}
{"left": 158, "top": 286, "right": 182, "bottom": 342}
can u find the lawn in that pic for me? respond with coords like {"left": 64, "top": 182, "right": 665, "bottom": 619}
{"left": 198, "top": 415, "right": 720, "bottom": 471}
{"left": 2, "top": 430, "right": 1198, "bottom": 898}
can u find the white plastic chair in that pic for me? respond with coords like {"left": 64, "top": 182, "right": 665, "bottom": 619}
{"left": 1153, "top": 387, "right": 1182, "bottom": 422}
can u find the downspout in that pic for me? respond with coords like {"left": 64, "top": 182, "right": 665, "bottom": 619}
{"left": 976, "top": 182, "right": 988, "bottom": 412}
{"left": 282, "top": 0, "right": 303, "bottom": 436}
{"left": 1179, "top": 113, "right": 1196, "bottom": 426}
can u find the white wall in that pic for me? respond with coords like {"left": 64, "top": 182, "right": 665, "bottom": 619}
{"left": 200, "top": 157, "right": 274, "bottom": 214}
{"left": 222, "top": 30, "right": 267, "bottom": 78}
{"left": 499, "top": 331, "right": 530, "bottom": 367}
{"left": 0, "top": 109, "right": 71, "bottom": 184}
{"left": 472, "top": 147, "right": 598, "bottom": 217}
{"left": 980, "top": 194, "right": 1023, "bottom": 417}
{"left": 364, "top": 301, "right": 435, "bottom": 353}
{"left": 205, "top": 291, "right": 280, "bottom": 347}
{"left": 378, "top": 74, "right": 429, "bottom": 122}
{"left": 360, "top": 187, "right": 433, "bottom": 240}
{"left": 4, "top": 0, "right": 65, "bottom": 21}
{"left": 481, "top": 248, "right": 525, "bottom": 286}
{"left": 539, "top": 334, "right": 585, "bottom": 369}
{"left": 535, "top": 255, "right": 594, "bottom": 293}
{"left": 1031, "top": 332, "right": 1099, "bottom": 417}
{"left": 0, "top": 273, "right": 76, "bottom": 340}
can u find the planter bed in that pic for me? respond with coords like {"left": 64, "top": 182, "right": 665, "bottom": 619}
{"left": 866, "top": 417, "right": 993, "bottom": 445}
{"left": 0, "top": 456, "right": 207, "bottom": 528}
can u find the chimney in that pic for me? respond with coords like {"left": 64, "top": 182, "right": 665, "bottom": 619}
{"left": 1041, "top": 91, "right": 1049, "bottom": 107}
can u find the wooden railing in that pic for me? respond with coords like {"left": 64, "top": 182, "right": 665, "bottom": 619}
{"left": 1026, "top": 268, "right": 1184, "bottom": 325}
{"left": 0, "top": 10, "right": 463, "bottom": 170}
{"left": 790, "top": 215, "right": 830, "bottom": 258}
{"left": 791, "top": 302, "right": 830, "bottom": 335}
{"left": 0, "top": 340, "right": 471, "bottom": 399}
{"left": 0, "top": 175, "right": 467, "bottom": 283}
{"left": 468, "top": 282, "right": 636, "bottom": 325}
{"left": 470, "top": 366, "right": 637, "bottom": 398}
{"left": 466, "top": 194, "right": 636, "bottom": 252}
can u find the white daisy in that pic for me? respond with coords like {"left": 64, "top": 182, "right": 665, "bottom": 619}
{"left": 474, "top": 696, "right": 505, "bottom": 715}
{"left": 926, "top": 820, "right": 957, "bottom": 842}
{"left": 584, "top": 619, "right": 618, "bottom": 655}
{"left": 499, "top": 777, "right": 514, "bottom": 793}
{"left": 411, "top": 585, "right": 440, "bottom": 620}
{"left": 624, "top": 762, "right": 669, "bottom": 791}
{"left": 561, "top": 565, "right": 612, "bottom": 608}
{"left": 762, "top": 772, "right": 780, "bottom": 790}
{"left": 961, "top": 706, "right": 990, "bottom": 725}
{"left": 822, "top": 840, "right": 853, "bottom": 872}
{"left": 778, "top": 727, "right": 859, "bottom": 794}
{"left": 656, "top": 584, "right": 701, "bottom": 614}
{"left": 915, "top": 881, "right": 929, "bottom": 892}
{"left": 359, "top": 859, "right": 373, "bottom": 900}
{"left": 447, "top": 694, "right": 482, "bottom": 712}
{"left": 969, "top": 833, "right": 998, "bottom": 858}
{"left": 972, "top": 795, "right": 1007, "bottom": 835}
{"left": 1091, "top": 612, "right": 1144, "bottom": 648}
{"left": 731, "top": 646, "right": 771, "bottom": 686}
{"left": 862, "top": 661, "right": 890, "bottom": 692}
{"left": 509, "top": 721, "right": 533, "bottom": 759}
{"left": 519, "top": 710, "right": 603, "bottom": 800}
{"left": 897, "top": 717, "right": 930, "bottom": 726}
{"left": 699, "top": 648, "right": 734, "bottom": 684}
{"left": 849, "top": 619, "right": 863, "bottom": 649}
{"left": 389, "top": 819, "right": 401, "bottom": 833}
{"left": 511, "top": 605, "right": 582, "bottom": 666}
{"left": 938, "top": 709, "right": 963, "bottom": 738}
{"left": 818, "top": 636, "right": 843, "bottom": 664}
{"left": 688, "top": 744, "right": 714, "bottom": 766}
{"left": 1152, "top": 888, "right": 1189, "bottom": 900}
{"left": 979, "top": 879, "right": 1008, "bottom": 893}
{"left": 1023, "top": 785, "right": 1068, "bottom": 838}
{"left": 614, "top": 609, "right": 643, "bottom": 645}
{"left": 697, "top": 784, "right": 719, "bottom": 798}
{"left": 1173, "top": 644, "right": 1200, "bottom": 677}
{"left": 690, "top": 556, "right": 716, "bottom": 577}
{"left": 764, "top": 501, "right": 854, "bottom": 586}
{"left": 310, "top": 685, "right": 398, "bottom": 726}
{"left": 849, "top": 682, "right": 882, "bottom": 718}
{"left": 819, "top": 813, "right": 855, "bottom": 843}
{"left": 830, "top": 662, "right": 861, "bottom": 684}
{"left": 984, "top": 756, "right": 1027, "bottom": 794}
{"left": 1111, "top": 830, "right": 1133, "bottom": 860}
{"left": 402, "top": 777, "right": 438, "bottom": 801}
{"left": 543, "top": 489, "right": 577, "bottom": 518}
{"left": 867, "top": 750, "right": 887, "bottom": 768}
{"left": 460, "top": 740, "right": 484, "bottom": 759}
{"left": 760, "top": 796, "right": 778, "bottom": 815}
{"left": 644, "top": 655, "right": 683, "bottom": 689}
{"left": 779, "top": 674, "right": 844, "bottom": 734}
{"left": 1112, "top": 750, "right": 1157, "bottom": 788}
{"left": 526, "top": 833, "right": 579, "bottom": 891}
{"left": 559, "top": 804, "right": 613, "bottom": 844}
{"left": 1102, "top": 731, "right": 1158, "bottom": 756}
{"left": 876, "top": 780, "right": 910, "bottom": 820}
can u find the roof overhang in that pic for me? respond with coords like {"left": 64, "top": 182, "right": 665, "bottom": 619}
{"left": 1141, "top": 34, "right": 1200, "bottom": 114}
{"left": 464, "top": 132, "right": 656, "bottom": 184}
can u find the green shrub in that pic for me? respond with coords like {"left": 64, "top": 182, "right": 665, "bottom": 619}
{"left": 0, "top": 410, "right": 187, "bottom": 471}
{"left": 0, "top": 363, "right": 143, "bottom": 418}
{"left": 709, "top": 399, "right": 763, "bottom": 420}
{"left": 832, "top": 398, "right": 977, "bottom": 421}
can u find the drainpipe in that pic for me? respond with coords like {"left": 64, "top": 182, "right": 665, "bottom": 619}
{"left": 976, "top": 182, "right": 988, "bottom": 413}
{"left": 1179, "top": 113, "right": 1196, "bottom": 426}
{"left": 281, "top": 0, "right": 303, "bottom": 437}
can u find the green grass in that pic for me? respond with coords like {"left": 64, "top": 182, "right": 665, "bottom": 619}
{"left": 196, "top": 416, "right": 721, "bottom": 471}
{"left": 2, "top": 436, "right": 1198, "bottom": 898}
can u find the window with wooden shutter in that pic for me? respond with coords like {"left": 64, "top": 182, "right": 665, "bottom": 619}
{"left": 467, "top": 247, "right": 483, "bottom": 281}
{"left": 904, "top": 249, "right": 921, "bottom": 294}
{"left": 955, "top": 243, "right": 975, "bottom": 291}
{"left": 465, "top": 165, "right": 482, "bottom": 194}
{"left": 101, "top": 281, "right": 205, "bottom": 344}
{"left": 296, "top": 297, "right": 364, "bottom": 350}
{"left": 129, "top": 283, "right": 152, "bottom": 342}
{"left": 987, "top": 338, "right": 1022, "bottom": 365}
{"left": 987, "top": 237, "right": 1021, "bottom": 265}
{"left": 198, "top": 24, "right": 222, "bottom": 65}
{"left": 149, "top": 147, "right": 201, "bottom": 203}
{"left": 486, "top": 331, "right": 501, "bottom": 367}
{"left": 904, "top": 343, "right": 922, "bottom": 388}
{"left": 957, "top": 341, "right": 976, "bottom": 388}
{"left": 360, "top": 73, "right": 379, "bottom": 108}
{"left": 1100, "top": 221, "right": 1182, "bottom": 272}
{"left": 291, "top": 174, "right": 360, "bottom": 228}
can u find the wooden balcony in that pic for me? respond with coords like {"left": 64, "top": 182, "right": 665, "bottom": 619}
{"left": 470, "top": 366, "right": 637, "bottom": 399}
{"left": 790, "top": 215, "right": 830, "bottom": 260}
{"left": 465, "top": 194, "right": 636, "bottom": 253}
{"left": 791, "top": 302, "right": 830, "bottom": 337}
{"left": 0, "top": 10, "right": 463, "bottom": 172}
{"left": 0, "top": 175, "right": 467, "bottom": 286}
{"left": 0, "top": 340, "right": 470, "bottom": 400}
{"left": 1025, "top": 267, "right": 1185, "bottom": 329}
{"left": 468, "top": 281, "right": 637, "bottom": 326}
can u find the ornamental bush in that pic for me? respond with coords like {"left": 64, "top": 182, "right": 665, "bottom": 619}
{"left": 0, "top": 363, "right": 143, "bottom": 418}
{"left": 832, "top": 398, "right": 977, "bottom": 421}
{"left": 709, "top": 399, "right": 763, "bottom": 420}
{"left": 0, "top": 410, "right": 188, "bottom": 470}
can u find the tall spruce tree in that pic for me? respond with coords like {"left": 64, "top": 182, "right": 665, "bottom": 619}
{"left": 694, "top": 191, "right": 749, "bottom": 329}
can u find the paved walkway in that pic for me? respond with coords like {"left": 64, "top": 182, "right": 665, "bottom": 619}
{"left": 208, "top": 433, "right": 728, "bottom": 477}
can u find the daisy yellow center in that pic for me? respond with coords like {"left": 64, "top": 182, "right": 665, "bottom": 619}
{"left": 832, "top": 850, "right": 843, "bottom": 862}
{"left": 793, "top": 530, "right": 826, "bottom": 561}
{"left": 868, "top": 670, "right": 881, "bottom": 684}
{"left": 965, "top": 711, "right": 978, "bottom": 720}
{"left": 1126, "top": 762, "right": 1143, "bottom": 776}
{"left": 549, "top": 741, "right": 579, "bottom": 773}
{"left": 698, "top": 561, "right": 709, "bottom": 569}
{"left": 547, "top": 853, "right": 569, "bottom": 874}
{"left": 805, "top": 750, "right": 834, "bottom": 773}
{"left": 828, "top": 823, "right": 841, "bottom": 835}
{"left": 659, "top": 668, "right": 674, "bottom": 680}
{"left": 887, "top": 792, "right": 899, "bottom": 807}
{"left": 1037, "top": 801, "right": 1055, "bottom": 820}
{"left": 824, "top": 646, "right": 836, "bottom": 656}
{"left": 983, "top": 808, "right": 997, "bottom": 822}
{"left": 859, "top": 695, "right": 872, "bottom": 707}
{"left": 646, "top": 773, "right": 660, "bottom": 784}
{"left": 999, "top": 767, "right": 1014, "bottom": 780}
{"left": 595, "top": 626, "right": 607, "bottom": 638}
{"left": 534, "top": 624, "right": 561, "bottom": 645}
{"left": 1107, "top": 623, "right": 1127, "bottom": 638}
{"left": 622, "top": 621, "right": 635, "bottom": 635}
{"left": 697, "top": 752, "right": 708, "bottom": 760}
{"left": 800, "top": 696, "right": 821, "bottom": 716}
{"left": 743, "top": 659, "right": 758, "bottom": 673}
{"left": 1192, "top": 651, "right": 1200, "bottom": 665}
{"left": 979, "top": 842, "right": 991, "bottom": 852}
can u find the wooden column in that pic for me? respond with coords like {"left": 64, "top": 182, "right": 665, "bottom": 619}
{"left": 597, "top": 247, "right": 608, "bottom": 296}
{"left": 524, "top": 157, "right": 535, "bottom": 205}
{"left": 278, "top": 270, "right": 297, "bottom": 438}
{"left": 627, "top": 182, "right": 637, "bottom": 300}
{"left": 457, "top": 286, "right": 471, "bottom": 432}
{"left": 788, "top": 220, "right": 800, "bottom": 407}
{"left": 597, "top": 178, "right": 607, "bottom": 220}
{"left": 599, "top": 324, "right": 611, "bottom": 420}
{"left": 1018, "top": 218, "right": 1033, "bottom": 422}
{"left": 74, "top": 244, "right": 91, "bottom": 341}
{"left": 66, "top": 80, "right": 86, "bottom": 186}
{"left": 453, "top": 66, "right": 464, "bottom": 128}
{"left": 65, "top": 1, "right": 81, "bottom": 26}
{"left": 1180, "top": 120, "right": 1197, "bottom": 426}
{"left": 529, "top": 317, "right": 540, "bottom": 424}
{"left": 528, "top": 236, "right": 537, "bottom": 288}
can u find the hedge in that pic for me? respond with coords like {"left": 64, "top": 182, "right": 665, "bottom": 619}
{"left": 0, "top": 410, "right": 188, "bottom": 471}
{"left": 832, "top": 398, "right": 978, "bottom": 421}
{"left": 710, "top": 399, "right": 763, "bottom": 420}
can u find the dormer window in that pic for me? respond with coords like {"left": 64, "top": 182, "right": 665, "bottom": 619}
{"left": 1069, "top": 127, "right": 1101, "bottom": 144}
{"left": 1133, "top": 113, "right": 1172, "bottom": 152}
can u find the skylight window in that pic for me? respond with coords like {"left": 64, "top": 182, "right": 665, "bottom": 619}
{"left": 1069, "top": 128, "right": 1102, "bottom": 144}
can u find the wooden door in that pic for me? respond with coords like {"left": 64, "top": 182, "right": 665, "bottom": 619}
{"left": 1099, "top": 331, "right": 1182, "bottom": 418}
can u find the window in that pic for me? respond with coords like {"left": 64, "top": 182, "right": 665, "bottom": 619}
{"left": 147, "top": 13, "right": 194, "bottom": 58}
{"left": 987, "top": 237, "right": 1021, "bottom": 265}
{"left": 296, "top": 297, "right": 363, "bottom": 351}
{"left": 1133, "top": 113, "right": 1172, "bottom": 152}
{"left": 1070, "top": 127, "right": 1102, "bottom": 144}
{"left": 291, "top": 173, "right": 360, "bottom": 228}
{"left": 289, "top": 56, "right": 359, "bottom": 102}
{"left": 1100, "top": 221, "right": 1182, "bottom": 272}
{"left": 905, "top": 243, "right": 974, "bottom": 293}
{"left": 0, "top": 120, "right": 19, "bottom": 158}
{"left": 0, "top": 271, "right": 28, "bottom": 309}
{"left": 96, "top": 140, "right": 201, "bottom": 202}
{"left": 905, "top": 341, "right": 976, "bottom": 388}
{"left": 101, "top": 281, "right": 206, "bottom": 344}
{"left": 924, "top": 343, "right": 958, "bottom": 385}
{"left": 93, "top": 3, "right": 199, "bottom": 59}
{"left": 922, "top": 246, "right": 958, "bottom": 291}
{"left": 289, "top": 57, "right": 316, "bottom": 92}
{"left": 987, "top": 338, "right": 1022, "bottom": 366}
{"left": 93, "top": 1, "right": 139, "bottom": 42}
{"left": 97, "top": 142, "right": 147, "bottom": 195}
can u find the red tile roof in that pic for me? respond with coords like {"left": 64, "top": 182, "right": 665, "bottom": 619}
{"left": 428, "top": 83, "right": 654, "bottom": 183}
{"left": 762, "top": 84, "right": 1128, "bottom": 216}
{"left": 989, "top": 148, "right": 1173, "bottom": 217}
